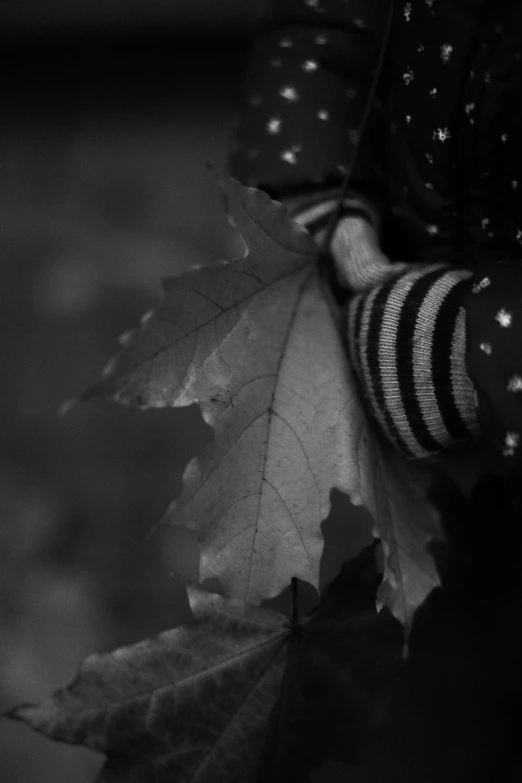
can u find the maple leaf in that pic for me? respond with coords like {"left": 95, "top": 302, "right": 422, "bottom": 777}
{"left": 7, "top": 545, "right": 404, "bottom": 783}
{"left": 9, "top": 587, "right": 288, "bottom": 783}
{"left": 77, "top": 172, "right": 443, "bottom": 625}
{"left": 257, "top": 542, "right": 404, "bottom": 781}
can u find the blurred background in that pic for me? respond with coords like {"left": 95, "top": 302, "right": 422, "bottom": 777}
{"left": 0, "top": 3, "right": 375, "bottom": 781}
{"left": 0, "top": 3, "right": 256, "bottom": 780}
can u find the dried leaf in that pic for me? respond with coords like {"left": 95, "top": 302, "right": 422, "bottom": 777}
{"left": 257, "top": 543, "right": 404, "bottom": 781}
{"left": 8, "top": 547, "right": 404, "bottom": 783}
{"left": 79, "top": 173, "right": 443, "bottom": 624}
{"left": 9, "top": 588, "right": 289, "bottom": 783}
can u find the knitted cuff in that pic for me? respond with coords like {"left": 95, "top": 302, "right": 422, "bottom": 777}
{"left": 330, "top": 216, "right": 410, "bottom": 292}
{"left": 278, "top": 188, "right": 411, "bottom": 292}
{"left": 347, "top": 263, "right": 480, "bottom": 460}
{"left": 278, "top": 187, "right": 381, "bottom": 241}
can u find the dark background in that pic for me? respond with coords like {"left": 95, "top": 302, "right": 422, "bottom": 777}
{"left": 0, "top": 4, "right": 375, "bottom": 781}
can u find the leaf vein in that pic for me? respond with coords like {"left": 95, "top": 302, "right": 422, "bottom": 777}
{"left": 272, "top": 409, "right": 321, "bottom": 499}
{"left": 116, "top": 266, "right": 310, "bottom": 388}
{"left": 262, "top": 477, "right": 312, "bottom": 566}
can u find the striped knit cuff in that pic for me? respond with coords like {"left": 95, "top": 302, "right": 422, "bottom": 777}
{"left": 278, "top": 188, "right": 381, "bottom": 242}
{"left": 347, "top": 263, "right": 480, "bottom": 460}
{"left": 277, "top": 189, "right": 410, "bottom": 292}
{"left": 330, "top": 216, "right": 410, "bottom": 292}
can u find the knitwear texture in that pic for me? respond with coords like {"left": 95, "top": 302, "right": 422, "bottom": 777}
{"left": 347, "top": 263, "right": 479, "bottom": 459}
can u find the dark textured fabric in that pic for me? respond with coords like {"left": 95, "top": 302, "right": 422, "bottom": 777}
{"left": 228, "top": 0, "right": 391, "bottom": 217}
{"left": 464, "top": 259, "right": 522, "bottom": 474}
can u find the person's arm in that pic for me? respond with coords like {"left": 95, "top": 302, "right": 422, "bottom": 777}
{"left": 463, "top": 259, "right": 522, "bottom": 474}
{"left": 228, "top": 0, "right": 475, "bottom": 463}
{"left": 345, "top": 255, "right": 522, "bottom": 476}
{"left": 347, "top": 262, "right": 479, "bottom": 460}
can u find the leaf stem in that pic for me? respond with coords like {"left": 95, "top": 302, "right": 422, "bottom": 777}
{"left": 290, "top": 576, "right": 299, "bottom": 626}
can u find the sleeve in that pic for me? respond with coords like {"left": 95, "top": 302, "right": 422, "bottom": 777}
{"left": 463, "top": 259, "right": 522, "bottom": 475}
{"left": 345, "top": 253, "right": 522, "bottom": 476}
{"left": 346, "top": 262, "right": 479, "bottom": 461}
{"left": 227, "top": 0, "right": 392, "bottom": 235}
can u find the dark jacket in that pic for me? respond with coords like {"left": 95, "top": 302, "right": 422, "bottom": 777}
{"left": 228, "top": 0, "right": 522, "bottom": 473}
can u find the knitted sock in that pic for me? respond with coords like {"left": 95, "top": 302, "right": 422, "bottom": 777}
{"left": 347, "top": 263, "right": 480, "bottom": 459}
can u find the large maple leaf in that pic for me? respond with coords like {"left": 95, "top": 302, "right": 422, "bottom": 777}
{"left": 78, "top": 172, "right": 443, "bottom": 625}
{"left": 8, "top": 544, "right": 404, "bottom": 783}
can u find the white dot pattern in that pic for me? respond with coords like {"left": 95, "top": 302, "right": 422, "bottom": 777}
{"left": 472, "top": 277, "right": 491, "bottom": 294}
{"left": 440, "top": 44, "right": 453, "bottom": 63}
{"left": 495, "top": 309, "right": 512, "bottom": 327}
{"left": 281, "top": 145, "right": 302, "bottom": 164}
{"left": 507, "top": 375, "right": 522, "bottom": 392}
{"left": 279, "top": 85, "right": 299, "bottom": 102}
{"left": 302, "top": 59, "right": 319, "bottom": 72}
{"left": 465, "top": 260, "right": 522, "bottom": 469}
{"left": 433, "top": 127, "right": 451, "bottom": 142}
{"left": 503, "top": 431, "right": 520, "bottom": 457}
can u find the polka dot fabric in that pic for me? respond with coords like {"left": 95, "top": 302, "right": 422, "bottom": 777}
{"left": 228, "top": 0, "right": 391, "bottom": 205}
{"left": 464, "top": 260, "right": 522, "bottom": 474}
{"left": 386, "top": 0, "right": 522, "bottom": 267}
{"left": 385, "top": 0, "right": 475, "bottom": 262}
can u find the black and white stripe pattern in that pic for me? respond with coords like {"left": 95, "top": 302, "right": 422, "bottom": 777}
{"left": 347, "top": 263, "right": 480, "bottom": 459}
{"left": 279, "top": 190, "right": 480, "bottom": 460}
{"left": 279, "top": 187, "right": 380, "bottom": 244}
{"left": 281, "top": 188, "right": 410, "bottom": 292}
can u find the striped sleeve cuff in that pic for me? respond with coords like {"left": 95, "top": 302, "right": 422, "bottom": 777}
{"left": 277, "top": 188, "right": 381, "bottom": 242}
{"left": 276, "top": 187, "right": 409, "bottom": 292}
{"left": 347, "top": 263, "right": 480, "bottom": 460}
